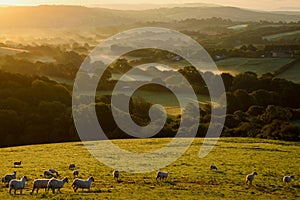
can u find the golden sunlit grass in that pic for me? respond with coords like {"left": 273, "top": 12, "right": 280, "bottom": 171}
{"left": 0, "top": 138, "right": 299, "bottom": 199}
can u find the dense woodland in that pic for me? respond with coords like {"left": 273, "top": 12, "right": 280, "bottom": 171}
{"left": 0, "top": 65, "right": 299, "bottom": 147}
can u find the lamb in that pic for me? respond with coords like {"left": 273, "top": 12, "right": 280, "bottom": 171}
{"left": 73, "top": 170, "right": 79, "bottom": 177}
{"left": 49, "top": 169, "right": 59, "bottom": 176}
{"left": 210, "top": 164, "right": 218, "bottom": 170}
{"left": 31, "top": 179, "right": 50, "bottom": 194}
{"left": 72, "top": 177, "right": 94, "bottom": 192}
{"left": 113, "top": 170, "right": 119, "bottom": 180}
{"left": 14, "top": 161, "right": 22, "bottom": 167}
{"left": 47, "top": 177, "right": 68, "bottom": 194}
{"left": 44, "top": 170, "right": 54, "bottom": 178}
{"left": 2, "top": 171, "right": 17, "bottom": 185}
{"left": 69, "top": 163, "right": 76, "bottom": 170}
{"left": 9, "top": 176, "right": 28, "bottom": 195}
{"left": 283, "top": 176, "right": 294, "bottom": 184}
{"left": 156, "top": 171, "right": 168, "bottom": 181}
{"left": 246, "top": 172, "right": 258, "bottom": 185}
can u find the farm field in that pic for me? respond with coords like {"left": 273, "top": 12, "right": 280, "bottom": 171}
{"left": 97, "top": 90, "right": 211, "bottom": 117}
{"left": 0, "top": 47, "right": 28, "bottom": 55}
{"left": 263, "top": 30, "right": 300, "bottom": 41}
{"left": 216, "top": 57, "right": 294, "bottom": 75}
{"left": 277, "top": 62, "right": 300, "bottom": 83}
{"left": 0, "top": 138, "right": 299, "bottom": 199}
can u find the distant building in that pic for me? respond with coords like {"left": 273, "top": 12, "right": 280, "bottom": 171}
{"left": 215, "top": 55, "right": 226, "bottom": 60}
{"left": 271, "top": 51, "right": 294, "bottom": 58}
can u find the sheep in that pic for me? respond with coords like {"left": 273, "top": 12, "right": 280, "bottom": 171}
{"left": 9, "top": 176, "right": 28, "bottom": 195}
{"left": 156, "top": 171, "right": 168, "bottom": 181}
{"left": 47, "top": 177, "right": 68, "bottom": 194}
{"left": 14, "top": 161, "right": 22, "bottom": 167}
{"left": 72, "top": 177, "right": 94, "bottom": 192}
{"left": 113, "top": 170, "right": 119, "bottom": 180}
{"left": 283, "top": 175, "right": 294, "bottom": 184}
{"left": 246, "top": 172, "right": 258, "bottom": 185}
{"left": 73, "top": 170, "right": 79, "bottom": 177}
{"left": 210, "top": 164, "right": 218, "bottom": 170}
{"left": 2, "top": 171, "right": 17, "bottom": 186}
{"left": 31, "top": 179, "right": 50, "bottom": 194}
{"left": 49, "top": 169, "right": 59, "bottom": 176}
{"left": 69, "top": 163, "right": 76, "bottom": 170}
{"left": 44, "top": 170, "right": 54, "bottom": 178}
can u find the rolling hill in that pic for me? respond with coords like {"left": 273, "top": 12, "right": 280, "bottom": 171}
{"left": 0, "top": 5, "right": 299, "bottom": 30}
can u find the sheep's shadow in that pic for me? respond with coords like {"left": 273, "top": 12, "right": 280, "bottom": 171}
{"left": 213, "top": 170, "right": 226, "bottom": 175}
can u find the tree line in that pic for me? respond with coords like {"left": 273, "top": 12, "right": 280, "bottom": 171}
{"left": 0, "top": 68, "right": 299, "bottom": 147}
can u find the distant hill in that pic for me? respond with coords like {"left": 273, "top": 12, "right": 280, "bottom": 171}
{"left": 0, "top": 5, "right": 299, "bottom": 30}
{"left": 89, "top": 3, "right": 219, "bottom": 10}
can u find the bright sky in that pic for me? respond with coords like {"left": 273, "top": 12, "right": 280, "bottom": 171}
{"left": 0, "top": 0, "right": 299, "bottom": 10}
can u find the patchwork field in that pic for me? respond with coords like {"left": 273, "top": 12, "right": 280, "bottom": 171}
{"left": 0, "top": 138, "right": 299, "bottom": 199}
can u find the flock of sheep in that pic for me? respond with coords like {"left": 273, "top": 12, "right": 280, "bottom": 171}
{"left": 1, "top": 162, "right": 295, "bottom": 195}
{"left": 210, "top": 164, "right": 294, "bottom": 186}
{"left": 2, "top": 163, "right": 95, "bottom": 195}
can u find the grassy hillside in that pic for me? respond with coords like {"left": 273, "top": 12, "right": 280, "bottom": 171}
{"left": 0, "top": 138, "right": 299, "bottom": 199}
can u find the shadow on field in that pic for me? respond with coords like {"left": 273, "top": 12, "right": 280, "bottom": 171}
{"left": 223, "top": 146, "right": 289, "bottom": 153}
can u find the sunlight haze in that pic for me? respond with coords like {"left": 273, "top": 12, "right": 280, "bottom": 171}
{"left": 0, "top": 0, "right": 299, "bottom": 10}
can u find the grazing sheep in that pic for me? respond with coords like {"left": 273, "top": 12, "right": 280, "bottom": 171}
{"left": 14, "top": 161, "right": 22, "bottom": 167}
{"left": 49, "top": 169, "right": 59, "bottom": 176}
{"left": 246, "top": 172, "right": 258, "bottom": 185}
{"left": 283, "top": 176, "right": 294, "bottom": 184}
{"left": 156, "top": 171, "right": 168, "bottom": 181}
{"left": 113, "top": 170, "right": 119, "bottom": 180}
{"left": 73, "top": 170, "right": 79, "bottom": 177}
{"left": 47, "top": 177, "right": 68, "bottom": 194}
{"left": 31, "top": 179, "right": 50, "bottom": 194}
{"left": 44, "top": 170, "right": 54, "bottom": 178}
{"left": 210, "top": 164, "right": 218, "bottom": 170}
{"left": 69, "top": 163, "right": 76, "bottom": 170}
{"left": 2, "top": 171, "right": 17, "bottom": 185}
{"left": 9, "top": 176, "right": 28, "bottom": 195}
{"left": 72, "top": 177, "right": 94, "bottom": 192}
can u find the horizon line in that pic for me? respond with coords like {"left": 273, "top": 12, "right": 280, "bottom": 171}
{"left": 0, "top": 3, "right": 294, "bottom": 11}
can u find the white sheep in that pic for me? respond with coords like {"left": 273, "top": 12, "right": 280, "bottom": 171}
{"left": 73, "top": 170, "right": 79, "bottom": 177}
{"left": 2, "top": 171, "right": 17, "bottom": 185}
{"left": 72, "top": 177, "right": 95, "bottom": 192}
{"left": 283, "top": 175, "right": 294, "bottom": 184}
{"left": 44, "top": 170, "right": 54, "bottom": 178}
{"left": 14, "top": 161, "right": 22, "bottom": 167}
{"left": 113, "top": 170, "right": 119, "bottom": 180}
{"left": 156, "top": 171, "right": 168, "bottom": 181}
{"left": 9, "top": 176, "right": 28, "bottom": 195}
{"left": 47, "top": 177, "right": 68, "bottom": 194}
{"left": 69, "top": 163, "right": 76, "bottom": 170}
{"left": 210, "top": 164, "right": 218, "bottom": 170}
{"left": 246, "top": 172, "right": 258, "bottom": 185}
{"left": 31, "top": 179, "right": 50, "bottom": 194}
{"left": 49, "top": 169, "right": 59, "bottom": 176}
